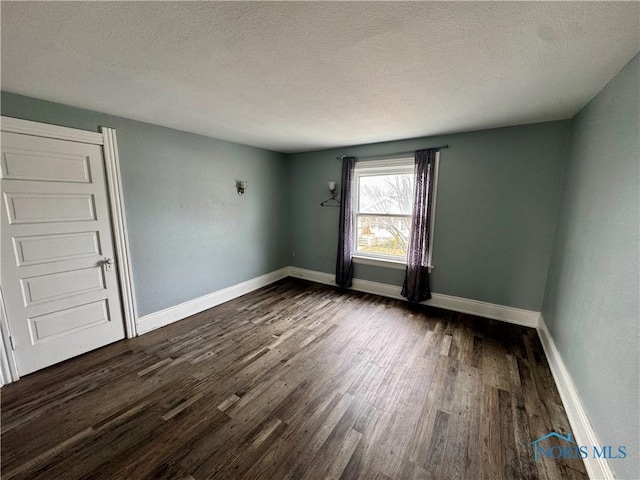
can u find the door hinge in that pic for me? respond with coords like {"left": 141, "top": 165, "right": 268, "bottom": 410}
{"left": 9, "top": 336, "right": 15, "bottom": 350}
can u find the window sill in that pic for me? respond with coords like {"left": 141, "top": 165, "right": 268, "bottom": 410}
{"left": 352, "top": 254, "right": 406, "bottom": 270}
{"left": 351, "top": 254, "right": 434, "bottom": 273}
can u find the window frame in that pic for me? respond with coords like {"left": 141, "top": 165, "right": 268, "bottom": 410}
{"left": 352, "top": 158, "right": 415, "bottom": 266}
{"left": 351, "top": 154, "right": 440, "bottom": 271}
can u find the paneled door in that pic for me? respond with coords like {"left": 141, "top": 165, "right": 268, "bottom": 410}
{"left": 1, "top": 131, "right": 125, "bottom": 375}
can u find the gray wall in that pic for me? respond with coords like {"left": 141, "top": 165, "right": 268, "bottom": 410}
{"left": 288, "top": 121, "right": 571, "bottom": 311}
{"left": 0, "top": 93, "right": 572, "bottom": 315}
{"left": 1, "top": 92, "right": 290, "bottom": 317}
{"left": 542, "top": 54, "right": 639, "bottom": 479}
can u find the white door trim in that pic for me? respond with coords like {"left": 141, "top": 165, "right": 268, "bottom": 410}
{"left": 0, "top": 287, "right": 19, "bottom": 385}
{"left": 101, "top": 127, "right": 138, "bottom": 338}
{"left": 0, "top": 117, "right": 138, "bottom": 383}
{"left": 0, "top": 116, "right": 104, "bottom": 145}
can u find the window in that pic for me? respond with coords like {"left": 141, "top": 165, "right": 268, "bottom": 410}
{"left": 353, "top": 159, "right": 415, "bottom": 264}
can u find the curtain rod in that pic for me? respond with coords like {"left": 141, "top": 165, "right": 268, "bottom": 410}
{"left": 336, "top": 145, "right": 448, "bottom": 161}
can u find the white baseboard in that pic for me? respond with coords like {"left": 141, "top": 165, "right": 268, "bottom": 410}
{"left": 288, "top": 267, "right": 335, "bottom": 287}
{"left": 287, "top": 267, "right": 540, "bottom": 328}
{"left": 428, "top": 292, "right": 540, "bottom": 328}
{"left": 2, "top": 263, "right": 535, "bottom": 386}
{"left": 537, "top": 316, "right": 614, "bottom": 480}
{"left": 137, "top": 265, "right": 539, "bottom": 335}
{"left": 136, "top": 268, "right": 290, "bottom": 334}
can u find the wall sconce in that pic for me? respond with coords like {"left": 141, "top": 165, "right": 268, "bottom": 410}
{"left": 320, "top": 181, "right": 340, "bottom": 207}
{"left": 237, "top": 180, "right": 248, "bottom": 195}
{"left": 327, "top": 181, "right": 337, "bottom": 197}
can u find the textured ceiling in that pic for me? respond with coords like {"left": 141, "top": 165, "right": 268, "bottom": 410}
{"left": 2, "top": 2, "right": 639, "bottom": 153}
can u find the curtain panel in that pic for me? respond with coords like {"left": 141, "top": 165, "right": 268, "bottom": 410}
{"left": 402, "top": 148, "right": 437, "bottom": 303}
{"left": 335, "top": 156, "right": 357, "bottom": 289}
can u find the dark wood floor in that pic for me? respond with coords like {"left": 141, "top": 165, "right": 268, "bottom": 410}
{"left": 1, "top": 278, "right": 587, "bottom": 480}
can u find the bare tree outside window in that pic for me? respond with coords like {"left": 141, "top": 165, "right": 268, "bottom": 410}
{"left": 355, "top": 171, "right": 414, "bottom": 258}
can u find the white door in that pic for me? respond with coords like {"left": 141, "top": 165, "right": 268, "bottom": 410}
{"left": 1, "top": 131, "right": 125, "bottom": 375}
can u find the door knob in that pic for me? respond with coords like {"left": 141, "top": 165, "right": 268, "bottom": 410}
{"left": 103, "top": 257, "right": 114, "bottom": 271}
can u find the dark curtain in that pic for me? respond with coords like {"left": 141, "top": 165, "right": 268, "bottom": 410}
{"left": 335, "top": 156, "right": 357, "bottom": 289}
{"left": 402, "top": 149, "right": 437, "bottom": 303}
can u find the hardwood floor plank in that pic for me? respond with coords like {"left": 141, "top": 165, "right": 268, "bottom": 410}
{"left": 510, "top": 386, "right": 540, "bottom": 480}
{"left": 439, "top": 363, "right": 480, "bottom": 480}
{"left": 498, "top": 388, "right": 520, "bottom": 480}
{"left": 324, "top": 428, "right": 363, "bottom": 480}
{"left": 406, "top": 355, "right": 448, "bottom": 466}
{"left": 481, "top": 385, "right": 503, "bottom": 480}
{"left": 162, "top": 392, "right": 205, "bottom": 421}
{"left": 422, "top": 409, "right": 450, "bottom": 475}
{"left": 213, "top": 417, "right": 287, "bottom": 480}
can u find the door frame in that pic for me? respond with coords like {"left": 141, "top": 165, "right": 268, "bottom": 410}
{"left": 0, "top": 116, "right": 138, "bottom": 384}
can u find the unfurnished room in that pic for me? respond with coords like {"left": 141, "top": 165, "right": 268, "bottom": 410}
{"left": 0, "top": 2, "right": 638, "bottom": 479}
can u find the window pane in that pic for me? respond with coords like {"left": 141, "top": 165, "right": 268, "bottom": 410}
{"left": 358, "top": 174, "right": 414, "bottom": 214}
{"left": 356, "top": 215, "right": 411, "bottom": 257}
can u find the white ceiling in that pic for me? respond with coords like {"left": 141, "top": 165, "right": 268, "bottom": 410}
{"left": 2, "top": 2, "right": 638, "bottom": 153}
